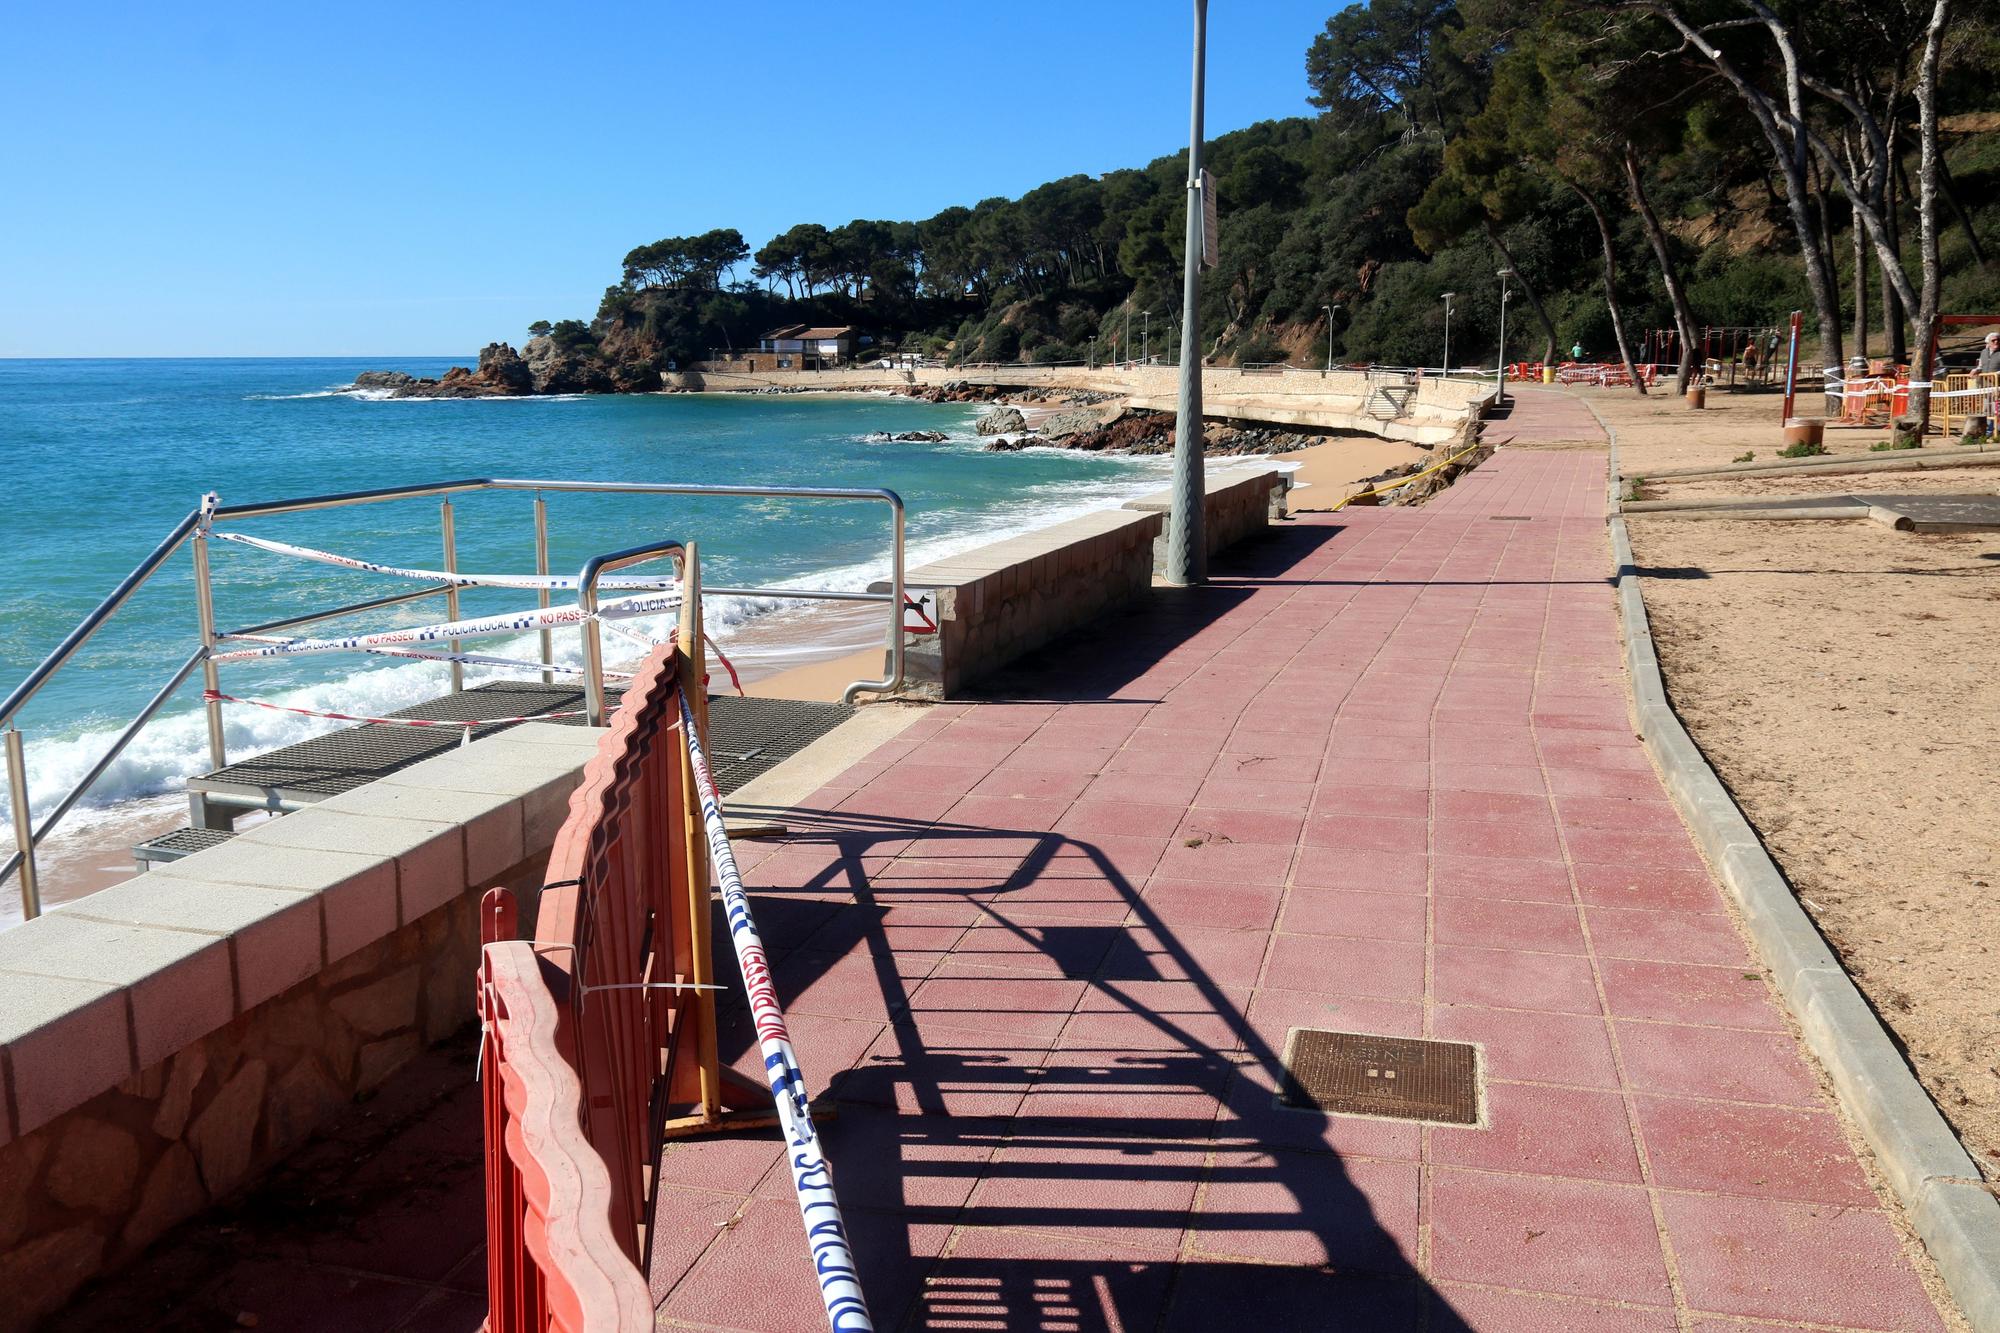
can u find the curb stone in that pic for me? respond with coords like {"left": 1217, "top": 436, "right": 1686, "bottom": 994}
{"left": 1583, "top": 393, "right": 2000, "bottom": 1333}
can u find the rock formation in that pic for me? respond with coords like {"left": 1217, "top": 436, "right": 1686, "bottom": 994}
{"left": 974, "top": 405, "right": 1027, "bottom": 435}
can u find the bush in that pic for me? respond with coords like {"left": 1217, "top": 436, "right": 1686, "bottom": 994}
{"left": 1232, "top": 331, "right": 1288, "bottom": 365}
{"left": 1732, "top": 450, "right": 1755, "bottom": 462}
{"left": 1778, "top": 438, "right": 1829, "bottom": 458}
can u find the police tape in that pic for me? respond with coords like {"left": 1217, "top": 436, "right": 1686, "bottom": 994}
{"left": 210, "top": 593, "right": 681, "bottom": 663}
{"left": 212, "top": 530, "right": 679, "bottom": 591}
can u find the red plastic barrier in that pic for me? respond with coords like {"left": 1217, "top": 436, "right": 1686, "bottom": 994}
{"left": 479, "top": 896, "right": 654, "bottom": 1333}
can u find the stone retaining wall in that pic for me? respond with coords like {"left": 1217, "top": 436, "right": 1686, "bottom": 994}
{"left": 0, "top": 723, "right": 603, "bottom": 1328}
{"left": 879, "top": 466, "right": 1287, "bottom": 698}
{"left": 882, "top": 508, "right": 1164, "bottom": 698}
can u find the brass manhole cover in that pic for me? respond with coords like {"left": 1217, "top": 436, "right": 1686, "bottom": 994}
{"left": 1278, "top": 1029, "right": 1482, "bottom": 1125}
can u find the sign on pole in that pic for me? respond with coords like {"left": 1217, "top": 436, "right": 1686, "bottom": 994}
{"left": 1200, "top": 168, "right": 1219, "bottom": 269}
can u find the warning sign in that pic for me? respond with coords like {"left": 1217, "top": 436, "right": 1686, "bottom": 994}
{"left": 902, "top": 590, "right": 938, "bottom": 635}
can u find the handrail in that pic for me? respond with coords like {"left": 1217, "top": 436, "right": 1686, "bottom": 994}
{"left": 2, "top": 477, "right": 911, "bottom": 914}
{"left": 0, "top": 507, "right": 202, "bottom": 732}
{"left": 576, "top": 541, "right": 686, "bottom": 727}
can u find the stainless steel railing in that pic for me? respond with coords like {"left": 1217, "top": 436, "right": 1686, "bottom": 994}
{"left": 1, "top": 477, "right": 907, "bottom": 916}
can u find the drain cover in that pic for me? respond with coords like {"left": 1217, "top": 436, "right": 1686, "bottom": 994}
{"left": 1278, "top": 1029, "right": 1481, "bottom": 1125}
{"left": 1489, "top": 515, "right": 1533, "bottom": 521}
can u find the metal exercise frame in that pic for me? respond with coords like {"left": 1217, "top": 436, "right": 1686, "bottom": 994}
{"left": 1, "top": 477, "right": 906, "bottom": 917}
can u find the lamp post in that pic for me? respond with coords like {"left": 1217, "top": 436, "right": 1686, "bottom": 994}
{"left": 1124, "top": 301, "right": 1132, "bottom": 368}
{"left": 1495, "top": 268, "right": 1514, "bottom": 407}
{"left": 1321, "top": 303, "right": 1339, "bottom": 373}
{"left": 1167, "top": 0, "right": 1208, "bottom": 586}
{"left": 1088, "top": 334, "right": 1096, "bottom": 370}
{"left": 1143, "top": 310, "right": 1151, "bottom": 366}
{"left": 1440, "top": 292, "right": 1456, "bottom": 377}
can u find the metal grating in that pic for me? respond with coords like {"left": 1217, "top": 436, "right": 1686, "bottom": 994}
{"left": 187, "top": 682, "right": 855, "bottom": 811}
{"left": 1488, "top": 515, "right": 1534, "bottom": 521}
{"left": 189, "top": 683, "right": 621, "bottom": 800}
{"left": 133, "top": 826, "right": 238, "bottom": 864}
{"left": 704, "top": 694, "right": 854, "bottom": 794}
{"left": 1279, "top": 1029, "right": 1481, "bottom": 1125}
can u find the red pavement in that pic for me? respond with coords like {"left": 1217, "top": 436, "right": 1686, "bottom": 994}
{"left": 50, "top": 392, "right": 1948, "bottom": 1332}
{"left": 661, "top": 414, "right": 1949, "bottom": 1330}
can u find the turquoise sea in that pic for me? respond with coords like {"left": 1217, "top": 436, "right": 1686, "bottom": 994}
{"left": 0, "top": 359, "right": 1166, "bottom": 824}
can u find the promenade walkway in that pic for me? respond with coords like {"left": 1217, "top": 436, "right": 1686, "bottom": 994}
{"left": 658, "top": 402, "right": 1951, "bottom": 1329}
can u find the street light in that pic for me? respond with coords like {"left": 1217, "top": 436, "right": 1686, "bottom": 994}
{"left": 1321, "top": 303, "right": 1339, "bottom": 373}
{"left": 1088, "top": 334, "right": 1096, "bottom": 370}
{"left": 1124, "top": 301, "right": 1133, "bottom": 368}
{"left": 1495, "top": 269, "right": 1515, "bottom": 407}
{"left": 1440, "top": 293, "right": 1456, "bottom": 377}
{"left": 1167, "top": 0, "right": 1208, "bottom": 587}
{"left": 1143, "top": 310, "right": 1152, "bottom": 366}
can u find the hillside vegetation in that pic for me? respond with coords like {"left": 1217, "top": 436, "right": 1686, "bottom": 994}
{"left": 517, "top": 0, "right": 2000, "bottom": 392}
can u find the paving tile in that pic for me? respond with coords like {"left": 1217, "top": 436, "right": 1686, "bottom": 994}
{"left": 1311, "top": 784, "right": 1430, "bottom": 820}
{"left": 1427, "top": 1169, "right": 1673, "bottom": 1304}
{"left": 1101, "top": 923, "right": 1272, "bottom": 988}
{"left": 1056, "top": 798, "right": 1189, "bottom": 840}
{"left": 1428, "top": 1284, "right": 1677, "bottom": 1332}
{"left": 1261, "top": 932, "right": 1425, "bottom": 1001}
{"left": 1661, "top": 1193, "right": 1946, "bottom": 1330}
{"left": 1430, "top": 1081, "right": 1643, "bottom": 1184}
{"left": 1437, "top": 944, "right": 1601, "bottom": 1018}
{"left": 1633, "top": 1095, "right": 1875, "bottom": 1205}
{"left": 837, "top": 1021, "right": 1049, "bottom": 1118}
{"left": 1168, "top": 1268, "right": 1421, "bottom": 1333}
{"left": 1276, "top": 886, "right": 1427, "bottom": 943}
{"left": 1173, "top": 806, "right": 1305, "bottom": 846}
{"left": 1430, "top": 1005, "right": 1620, "bottom": 1089}
{"left": 1189, "top": 1150, "right": 1419, "bottom": 1273}
{"left": 1598, "top": 959, "right": 1783, "bottom": 1030}
{"left": 1433, "top": 817, "right": 1564, "bottom": 862}
{"left": 917, "top": 1227, "right": 1176, "bottom": 1333}
{"left": 1139, "top": 877, "right": 1283, "bottom": 934}
{"left": 1583, "top": 906, "right": 1748, "bottom": 966}
{"left": 1572, "top": 861, "right": 1723, "bottom": 913}
{"left": 1614, "top": 1020, "right": 1820, "bottom": 1106}
{"left": 1434, "top": 896, "right": 1586, "bottom": 955}
{"left": 966, "top": 1138, "right": 1205, "bottom": 1249}
{"left": 1300, "top": 812, "right": 1430, "bottom": 854}
{"left": 1152, "top": 838, "right": 1296, "bottom": 886}
{"left": 904, "top": 967, "right": 1086, "bottom": 1041}
{"left": 1433, "top": 853, "right": 1573, "bottom": 903}
{"left": 1435, "top": 763, "right": 1549, "bottom": 795}
{"left": 1290, "top": 848, "right": 1429, "bottom": 895}
{"left": 662, "top": 1199, "right": 950, "bottom": 1333}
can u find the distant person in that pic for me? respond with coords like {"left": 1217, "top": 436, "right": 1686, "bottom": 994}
{"left": 1978, "top": 331, "right": 2000, "bottom": 439}
{"left": 1570, "top": 343, "right": 1583, "bottom": 361}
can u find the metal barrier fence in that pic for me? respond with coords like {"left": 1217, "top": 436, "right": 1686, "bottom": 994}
{"left": 0, "top": 477, "right": 906, "bottom": 916}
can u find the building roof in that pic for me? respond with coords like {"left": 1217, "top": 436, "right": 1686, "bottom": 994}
{"left": 760, "top": 324, "right": 857, "bottom": 342}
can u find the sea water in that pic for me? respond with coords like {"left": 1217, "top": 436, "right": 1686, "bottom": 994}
{"left": 0, "top": 358, "right": 1166, "bottom": 826}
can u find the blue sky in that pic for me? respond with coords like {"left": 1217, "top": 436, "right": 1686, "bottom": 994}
{"left": 0, "top": 2, "right": 1334, "bottom": 358}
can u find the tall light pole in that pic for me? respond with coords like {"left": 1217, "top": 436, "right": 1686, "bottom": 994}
{"left": 1124, "top": 301, "right": 1132, "bottom": 368}
{"left": 1088, "top": 334, "right": 1096, "bottom": 370}
{"left": 1321, "top": 303, "right": 1339, "bottom": 373}
{"left": 1440, "top": 292, "right": 1456, "bottom": 377}
{"left": 1167, "top": 0, "right": 1208, "bottom": 587}
{"left": 1495, "top": 268, "right": 1514, "bottom": 408}
{"left": 1143, "top": 310, "right": 1152, "bottom": 365}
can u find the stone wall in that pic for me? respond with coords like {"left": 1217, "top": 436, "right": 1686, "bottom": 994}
{"left": 882, "top": 508, "right": 1164, "bottom": 698}
{"left": 1124, "top": 467, "right": 1288, "bottom": 569}
{"left": 878, "top": 466, "right": 1287, "bottom": 699}
{"left": 0, "top": 722, "right": 603, "bottom": 1328}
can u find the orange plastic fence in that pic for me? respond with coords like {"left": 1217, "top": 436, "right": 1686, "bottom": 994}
{"left": 478, "top": 895, "right": 654, "bottom": 1333}
{"left": 481, "top": 642, "right": 712, "bottom": 1332}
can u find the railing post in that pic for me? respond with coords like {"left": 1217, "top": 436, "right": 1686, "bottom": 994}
{"left": 533, "top": 496, "right": 553, "bottom": 686}
{"left": 441, "top": 500, "right": 464, "bottom": 693}
{"left": 675, "top": 543, "right": 722, "bottom": 1124}
{"left": 191, "top": 497, "right": 227, "bottom": 772}
{"left": 5, "top": 729, "right": 40, "bottom": 920}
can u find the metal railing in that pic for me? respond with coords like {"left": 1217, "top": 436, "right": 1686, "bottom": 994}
{"left": 1, "top": 477, "right": 907, "bottom": 917}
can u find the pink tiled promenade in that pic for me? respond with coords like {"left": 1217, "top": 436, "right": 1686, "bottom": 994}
{"left": 662, "top": 410, "right": 1949, "bottom": 1329}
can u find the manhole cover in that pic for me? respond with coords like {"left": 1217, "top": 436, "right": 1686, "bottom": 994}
{"left": 1278, "top": 1029, "right": 1481, "bottom": 1125}
{"left": 1489, "top": 515, "right": 1534, "bottom": 521}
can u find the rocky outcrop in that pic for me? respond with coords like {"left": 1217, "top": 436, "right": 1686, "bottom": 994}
{"left": 1037, "top": 406, "right": 1119, "bottom": 439}
{"left": 351, "top": 370, "right": 414, "bottom": 392}
{"left": 905, "top": 381, "right": 1004, "bottom": 404}
{"left": 864, "top": 430, "right": 950, "bottom": 443}
{"left": 522, "top": 336, "right": 615, "bottom": 394}
{"left": 381, "top": 342, "right": 535, "bottom": 398}
{"left": 975, "top": 405, "right": 1027, "bottom": 435}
